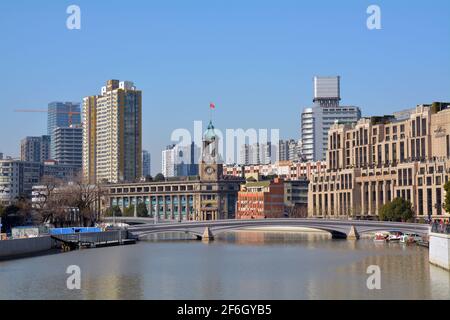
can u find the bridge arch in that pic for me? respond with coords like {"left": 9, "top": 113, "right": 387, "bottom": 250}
{"left": 131, "top": 223, "right": 352, "bottom": 240}
{"left": 206, "top": 224, "right": 349, "bottom": 239}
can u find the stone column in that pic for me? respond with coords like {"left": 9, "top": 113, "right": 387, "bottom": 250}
{"left": 186, "top": 195, "right": 190, "bottom": 221}
{"left": 171, "top": 195, "right": 175, "bottom": 221}
{"left": 163, "top": 196, "right": 167, "bottom": 221}
{"left": 361, "top": 183, "right": 365, "bottom": 217}
{"left": 178, "top": 195, "right": 182, "bottom": 222}
{"left": 375, "top": 181, "right": 380, "bottom": 215}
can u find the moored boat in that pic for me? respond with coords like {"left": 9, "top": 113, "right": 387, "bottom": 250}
{"left": 387, "top": 231, "right": 403, "bottom": 242}
{"left": 400, "top": 233, "right": 422, "bottom": 244}
{"left": 374, "top": 232, "right": 389, "bottom": 242}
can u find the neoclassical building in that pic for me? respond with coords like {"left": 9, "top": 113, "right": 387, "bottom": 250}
{"left": 308, "top": 102, "right": 450, "bottom": 221}
{"left": 104, "top": 121, "right": 244, "bottom": 221}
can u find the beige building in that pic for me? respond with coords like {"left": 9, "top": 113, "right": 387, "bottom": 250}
{"left": 82, "top": 80, "right": 142, "bottom": 184}
{"left": 308, "top": 102, "right": 450, "bottom": 221}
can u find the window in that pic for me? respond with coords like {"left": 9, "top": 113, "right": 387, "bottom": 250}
{"left": 422, "top": 118, "right": 427, "bottom": 136}
{"left": 437, "top": 189, "right": 442, "bottom": 216}
{"left": 418, "top": 189, "right": 424, "bottom": 215}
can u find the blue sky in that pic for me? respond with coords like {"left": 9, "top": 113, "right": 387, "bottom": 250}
{"left": 0, "top": 0, "right": 449, "bottom": 173}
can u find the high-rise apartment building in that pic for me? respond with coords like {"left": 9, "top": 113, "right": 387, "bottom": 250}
{"left": 20, "top": 136, "right": 51, "bottom": 163}
{"left": 82, "top": 80, "right": 142, "bottom": 184}
{"left": 278, "top": 139, "right": 302, "bottom": 162}
{"left": 142, "top": 150, "right": 151, "bottom": 177}
{"left": 301, "top": 76, "right": 361, "bottom": 162}
{"left": 53, "top": 126, "right": 83, "bottom": 168}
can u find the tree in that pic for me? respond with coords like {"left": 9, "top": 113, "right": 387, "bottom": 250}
{"left": 136, "top": 203, "right": 149, "bottom": 217}
{"left": 443, "top": 181, "right": 450, "bottom": 214}
{"left": 33, "top": 174, "right": 104, "bottom": 227}
{"left": 154, "top": 173, "right": 165, "bottom": 182}
{"left": 65, "top": 179, "right": 105, "bottom": 227}
{"left": 123, "top": 205, "right": 135, "bottom": 217}
{"left": 379, "top": 197, "right": 414, "bottom": 222}
{"left": 0, "top": 203, "right": 28, "bottom": 233}
{"left": 105, "top": 206, "right": 122, "bottom": 217}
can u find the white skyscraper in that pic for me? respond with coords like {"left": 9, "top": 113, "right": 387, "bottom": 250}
{"left": 162, "top": 145, "right": 176, "bottom": 177}
{"left": 301, "top": 76, "right": 361, "bottom": 161}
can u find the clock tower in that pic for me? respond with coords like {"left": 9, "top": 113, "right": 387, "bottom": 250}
{"left": 200, "top": 121, "right": 223, "bottom": 181}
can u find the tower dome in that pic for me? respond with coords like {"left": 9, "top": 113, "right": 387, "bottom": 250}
{"left": 204, "top": 121, "right": 217, "bottom": 142}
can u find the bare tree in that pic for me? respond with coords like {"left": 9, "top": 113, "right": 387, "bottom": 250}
{"left": 65, "top": 179, "right": 104, "bottom": 227}
{"left": 33, "top": 174, "right": 104, "bottom": 227}
{"left": 33, "top": 175, "right": 64, "bottom": 225}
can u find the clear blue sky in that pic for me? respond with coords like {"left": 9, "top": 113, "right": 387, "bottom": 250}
{"left": 1, "top": 0, "right": 449, "bottom": 173}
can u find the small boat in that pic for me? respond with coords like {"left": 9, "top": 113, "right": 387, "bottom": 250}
{"left": 374, "top": 232, "right": 389, "bottom": 242}
{"left": 400, "top": 233, "right": 422, "bottom": 244}
{"left": 387, "top": 231, "right": 403, "bottom": 242}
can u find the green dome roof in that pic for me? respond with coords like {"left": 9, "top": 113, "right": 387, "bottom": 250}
{"left": 204, "top": 121, "right": 217, "bottom": 141}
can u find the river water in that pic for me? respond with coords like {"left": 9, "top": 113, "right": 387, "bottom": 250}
{"left": 0, "top": 231, "right": 449, "bottom": 300}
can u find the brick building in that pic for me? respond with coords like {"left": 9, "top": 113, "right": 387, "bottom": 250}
{"left": 237, "top": 178, "right": 285, "bottom": 219}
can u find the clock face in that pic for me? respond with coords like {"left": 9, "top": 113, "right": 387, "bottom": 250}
{"left": 206, "top": 166, "right": 215, "bottom": 175}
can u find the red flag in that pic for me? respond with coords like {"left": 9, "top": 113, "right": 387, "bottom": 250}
{"left": 210, "top": 103, "right": 216, "bottom": 109}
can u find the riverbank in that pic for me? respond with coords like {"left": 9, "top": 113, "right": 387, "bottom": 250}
{"left": 0, "top": 230, "right": 135, "bottom": 261}
{"left": 0, "top": 236, "right": 55, "bottom": 261}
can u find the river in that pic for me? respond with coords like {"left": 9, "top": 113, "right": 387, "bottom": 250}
{"left": 0, "top": 231, "right": 449, "bottom": 300}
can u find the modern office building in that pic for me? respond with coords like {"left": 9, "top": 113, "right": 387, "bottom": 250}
{"left": 47, "top": 102, "right": 81, "bottom": 158}
{"left": 20, "top": 136, "right": 51, "bottom": 163}
{"left": 82, "top": 80, "right": 142, "bottom": 184}
{"left": 105, "top": 121, "right": 243, "bottom": 221}
{"left": 47, "top": 102, "right": 81, "bottom": 135}
{"left": 301, "top": 76, "right": 361, "bottom": 161}
{"left": 53, "top": 126, "right": 83, "bottom": 168}
{"left": 142, "top": 150, "right": 151, "bottom": 177}
{"left": 308, "top": 102, "right": 450, "bottom": 221}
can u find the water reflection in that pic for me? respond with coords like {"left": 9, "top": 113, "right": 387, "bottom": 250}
{"left": 0, "top": 231, "right": 448, "bottom": 300}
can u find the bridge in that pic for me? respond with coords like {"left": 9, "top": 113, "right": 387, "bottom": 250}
{"left": 104, "top": 218, "right": 430, "bottom": 241}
